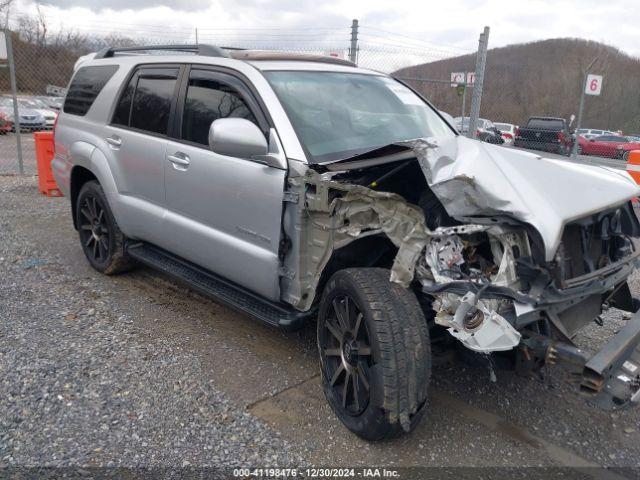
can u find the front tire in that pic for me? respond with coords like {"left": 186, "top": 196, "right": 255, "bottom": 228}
{"left": 76, "top": 181, "right": 134, "bottom": 275}
{"left": 317, "top": 268, "right": 431, "bottom": 440}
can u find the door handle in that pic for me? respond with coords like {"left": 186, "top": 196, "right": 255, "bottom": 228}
{"left": 105, "top": 135, "right": 122, "bottom": 148}
{"left": 167, "top": 152, "right": 190, "bottom": 170}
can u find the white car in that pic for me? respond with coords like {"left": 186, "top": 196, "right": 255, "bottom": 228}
{"left": 494, "top": 122, "right": 517, "bottom": 145}
{"left": 577, "top": 128, "right": 616, "bottom": 138}
{"left": 18, "top": 98, "right": 57, "bottom": 129}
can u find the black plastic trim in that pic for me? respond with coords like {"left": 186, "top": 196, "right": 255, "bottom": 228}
{"left": 126, "top": 242, "right": 314, "bottom": 330}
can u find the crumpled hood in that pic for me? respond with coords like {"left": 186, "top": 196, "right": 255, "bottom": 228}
{"left": 414, "top": 136, "right": 640, "bottom": 261}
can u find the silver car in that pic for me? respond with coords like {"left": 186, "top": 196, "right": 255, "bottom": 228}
{"left": 53, "top": 45, "right": 640, "bottom": 440}
{"left": 0, "top": 97, "right": 45, "bottom": 131}
{"left": 18, "top": 97, "right": 58, "bottom": 129}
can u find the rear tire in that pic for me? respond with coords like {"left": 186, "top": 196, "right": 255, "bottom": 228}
{"left": 317, "top": 268, "right": 431, "bottom": 440}
{"left": 76, "top": 181, "right": 134, "bottom": 275}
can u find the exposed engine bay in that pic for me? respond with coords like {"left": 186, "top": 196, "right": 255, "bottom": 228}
{"left": 279, "top": 136, "right": 640, "bottom": 409}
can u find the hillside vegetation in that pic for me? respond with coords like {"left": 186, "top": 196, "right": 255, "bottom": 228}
{"left": 395, "top": 38, "right": 640, "bottom": 134}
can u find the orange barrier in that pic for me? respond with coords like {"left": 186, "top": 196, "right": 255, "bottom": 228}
{"left": 34, "top": 131, "right": 62, "bottom": 197}
{"left": 626, "top": 150, "right": 640, "bottom": 185}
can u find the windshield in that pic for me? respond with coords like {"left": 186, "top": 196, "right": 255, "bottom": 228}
{"left": 264, "top": 71, "right": 455, "bottom": 163}
{"left": 494, "top": 123, "right": 511, "bottom": 131}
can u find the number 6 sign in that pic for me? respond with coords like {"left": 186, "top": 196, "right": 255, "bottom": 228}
{"left": 585, "top": 74, "right": 603, "bottom": 96}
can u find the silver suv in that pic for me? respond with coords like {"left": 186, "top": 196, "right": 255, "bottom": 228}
{"left": 53, "top": 44, "right": 640, "bottom": 440}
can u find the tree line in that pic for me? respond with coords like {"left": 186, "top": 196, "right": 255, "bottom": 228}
{"left": 395, "top": 38, "right": 640, "bottom": 135}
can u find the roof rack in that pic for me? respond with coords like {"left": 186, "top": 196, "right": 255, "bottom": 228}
{"left": 229, "top": 50, "right": 356, "bottom": 67}
{"left": 92, "top": 44, "right": 357, "bottom": 68}
{"left": 94, "top": 44, "right": 236, "bottom": 59}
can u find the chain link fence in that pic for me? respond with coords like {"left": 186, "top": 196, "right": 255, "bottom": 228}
{"left": 2, "top": 12, "right": 636, "bottom": 176}
{"left": 0, "top": 21, "right": 470, "bottom": 175}
{"left": 400, "top": 35, "right": 640, "bottom": 160}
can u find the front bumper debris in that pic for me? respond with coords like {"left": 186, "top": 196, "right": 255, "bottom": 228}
{"left": 529, "top": 309, "right": 640, "bottom": 410}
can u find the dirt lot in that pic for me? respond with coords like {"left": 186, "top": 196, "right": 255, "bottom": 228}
{"left": 1, "top": 174, "right": 640, "bottom": 477}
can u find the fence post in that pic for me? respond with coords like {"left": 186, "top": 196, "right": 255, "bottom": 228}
{"left": 468, "top": 26, "right": 489, "bottom": 139}
{"left": 5, "top": 31, "right": 23, "bottom": 174}
{"left": 348, "top": 19, "right": 359, "bottom": 64}
{"left": 571, "top": 57, "right": 598, "bottom": 158}
{"left": 460, "top": 72, "right": 467, "bottom": 120}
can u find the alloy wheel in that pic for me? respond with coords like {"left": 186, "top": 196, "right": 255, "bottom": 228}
{"left": 78, "top": 195, "right": 110, "bottom": 263}
{"left": 319, "top": 294, "right": 372, "bottom": 416}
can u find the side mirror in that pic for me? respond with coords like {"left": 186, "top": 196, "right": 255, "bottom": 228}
{"left": 208, "top": 118, "right": 268, "bottom": 160}
{"left": 589, "top": 139, "right": 595, "bottom": 142}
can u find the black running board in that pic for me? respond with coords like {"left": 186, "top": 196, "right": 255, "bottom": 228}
{"left": 126, "top": 242, "right": 314, "bottom": 330}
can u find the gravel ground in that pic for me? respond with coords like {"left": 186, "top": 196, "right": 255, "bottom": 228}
{"left": 2, "top": 174, "right": 640, "bottom": 477}
{"left": 0, "top": 176, "right": 306, "bottom": 469}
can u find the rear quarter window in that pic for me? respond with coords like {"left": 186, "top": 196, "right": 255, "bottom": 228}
{"left": 63, "top": 65, "right": 119, "bottom": 116}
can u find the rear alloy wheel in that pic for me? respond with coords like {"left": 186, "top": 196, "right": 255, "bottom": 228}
{"left": 318, "top": 268, "right": 431, "bottom": 440}
{"left": 76, "top": 181, "right": 133, "bottom": 274}
{"left": 623, "top": 150, "right": 631, "bottom": 162}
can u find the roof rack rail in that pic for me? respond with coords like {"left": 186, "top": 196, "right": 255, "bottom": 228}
{"left": 94, "top": 44, "right": 235, "bottom": 59}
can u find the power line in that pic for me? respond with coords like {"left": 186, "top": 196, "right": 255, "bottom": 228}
{"left": 360, "top": 26, "right": 473, "bottom": 53}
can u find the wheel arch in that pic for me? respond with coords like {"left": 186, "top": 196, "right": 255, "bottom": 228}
{"left": 68, "top": 143, "right": 122, "bottom": 231}
{"left": 70, "top": 166, "right": 98, "bottom": 229}
{"left": 314, "top": 234, "right": 398, "bottom": 306}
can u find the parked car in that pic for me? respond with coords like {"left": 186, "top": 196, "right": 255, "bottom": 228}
{"left": 577, "top": 128, "right": 616, "bottom": 137}
{"left": 577, "top": 134, "right": 640, "bottom": 160}
{"left": 0, "top": 97, "right": 45, "bottom": 131}
{"left": 53, "top": 44, "right": 640, "bottom": 440}
{"left": 18, "top": 97, "right": 58, "bottom": 129}
{"left": 494, "top": 122, "right": 517, "bottom": 145}
{"left": 513, "top": 117, "right": 574, "bottom": 155}
{"left": 0, "top": 111, "right": 12, "bottom": 134}
{"left": 37, "top": 95, "right": 63, "bottom": 111}
{"left": 454, "top": 116, "right": 504, "bottom": 144}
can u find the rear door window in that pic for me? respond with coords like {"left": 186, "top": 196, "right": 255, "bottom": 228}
{"left": 180, "top": 69, "right": 259, "bottom": 146}
{"left": 63, "top": 65, "right": 119, "bottom": 116}
{"left": 112, "top": 67, "right": 179, "bottom": 136}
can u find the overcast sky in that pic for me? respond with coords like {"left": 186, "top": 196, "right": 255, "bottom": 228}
{"left": 8, "top": 0, "right": 640, "bottom": 62}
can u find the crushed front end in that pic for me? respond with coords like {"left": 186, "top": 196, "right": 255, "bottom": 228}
{"left": 282, "top": 135, "right": 640, "bottom": 410}
{"left": 420, "top": 201, "right": 640, "bottom": 409}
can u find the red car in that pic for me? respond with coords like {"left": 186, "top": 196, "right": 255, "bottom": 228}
{"left": 577, "top": 134, "right": 640, "bottom": 160}
{"left": 0, "top": 112, "right": 11, "bottom": 134}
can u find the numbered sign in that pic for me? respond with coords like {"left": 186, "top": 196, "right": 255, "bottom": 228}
{"left": 585, "top": 74, "right": 603, "bottom": 96}
{"left": 450, "top": 72, "right": 465, "bottom": 87}
{"left": 466, "top": 72, "right": 476, "bottom": 85}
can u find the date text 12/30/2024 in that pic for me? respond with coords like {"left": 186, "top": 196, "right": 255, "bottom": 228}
{"left": 233, "top": 468, "right": 401, "bottom": 478}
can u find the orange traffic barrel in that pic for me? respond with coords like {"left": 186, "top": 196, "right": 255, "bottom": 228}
{"left": 34, "top": 131, "right": 63, "bottom": 197}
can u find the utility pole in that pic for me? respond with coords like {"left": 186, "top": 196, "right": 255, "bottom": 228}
{"left": 468, "top": 26, "right": 489, "bottom": 139}
{"left": 571, "top": 56, "right": 598, "bottom": 157}
{"left": 195, "top": 28, "right": 199, "bottom": 44}
{"left": 348, "top": 19, "right": 358, "bottom": 65}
